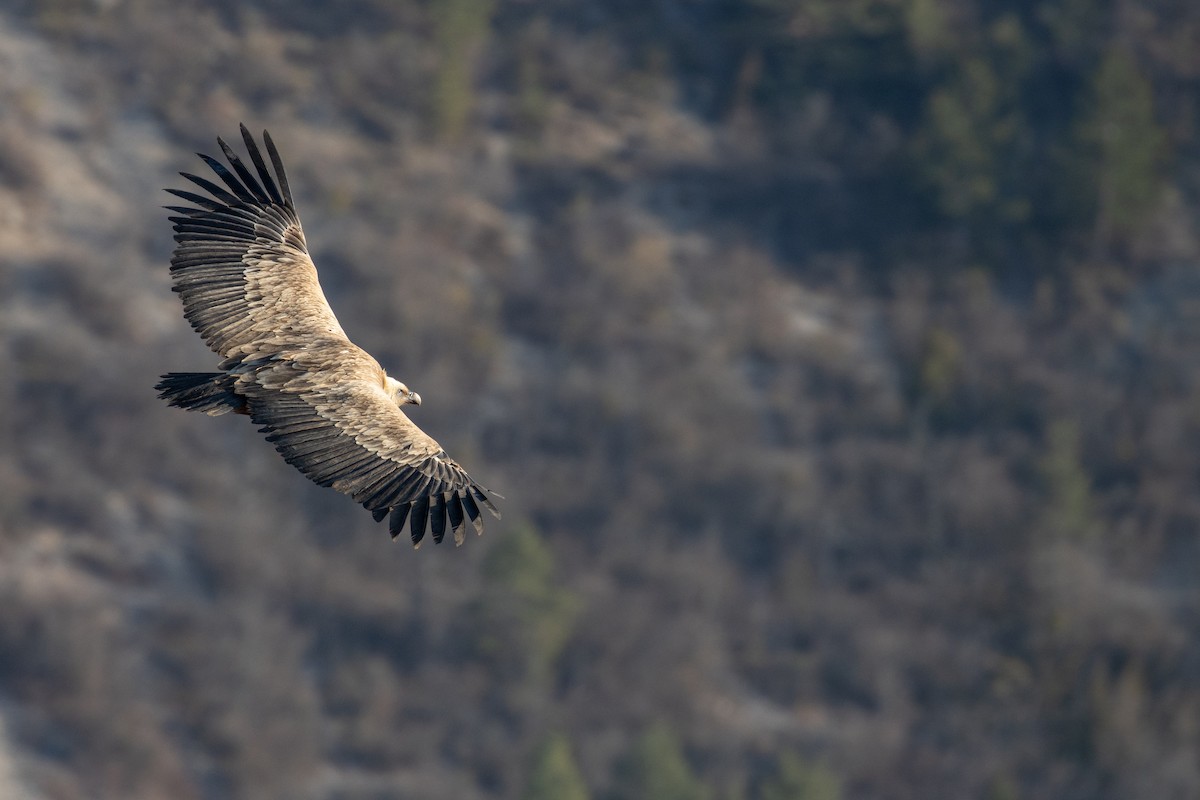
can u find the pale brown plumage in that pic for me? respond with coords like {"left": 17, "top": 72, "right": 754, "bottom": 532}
{"left": 156, "top": 125, "right": 499, "bottom": 546}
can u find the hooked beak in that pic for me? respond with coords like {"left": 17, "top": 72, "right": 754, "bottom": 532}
{"left": 407, "top": 391, "right": 422, "bottom": 406}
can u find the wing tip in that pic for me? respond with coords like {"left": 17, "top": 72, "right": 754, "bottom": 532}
{"left": 471, "top": 486, "right": 502, "bottom": 518}
{"left": 371, "top": 484, "right": 498, "bottom": 546}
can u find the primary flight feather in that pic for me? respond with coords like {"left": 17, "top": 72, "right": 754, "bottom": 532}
{"left": 156, "top": 124, "right": 499, "bottom": 547}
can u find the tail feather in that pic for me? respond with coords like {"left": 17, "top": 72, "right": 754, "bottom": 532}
{"left": 156, "top": 372, "right": 246, "bottom": 415}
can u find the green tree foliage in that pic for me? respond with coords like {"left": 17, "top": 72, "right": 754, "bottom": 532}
{"left": 760, "top": 754, "right": 842, "bottom": 800}
{"left": 1037, "top": 419, "right": 1097, "bottom": 541}
{"left": 913, "top": 24, "right": 1031, "bottom": 225}
{"left": 470, "top": 524, "right": 580, "bottom": 683}
{"left": 749, "top": 0, "right": 900, "bottom": 32}
{"left": 430, "top": 0, "right": 496, "bottom": 140}
{"left": 522, "top": 734, "right": 591, "bottom": 800}
{"left": 611, "top": 722, "right": 711, "bottom": 800}
{"left": 1078, "top": 47, "right": 1165, "bottom": 244}
{"left": 917, "top": 326, "right": 963, "bottom": 404}
{"left": 1038, "top": 0, "right": 1117, "bottom": 61}
{"left": 903, "top": 0, "right": 951, "bottom": 56}
{"left": 919, "top": 56, "right": 1003, "bottom": 216}
{"left": 986, "top": 774, "right": 1021, "bottom": 800}
{"left": 512, "top": 15, "right": 552, "bottom": 140}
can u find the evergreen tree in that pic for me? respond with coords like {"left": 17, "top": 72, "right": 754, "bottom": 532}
{"left": 760, "top": 754, "right": 842, "bottom": 800}
{"left": 522, "top": 734, "right": 590, "bottom": 800}
{"left": 471, "top": 524, "right": 580, "bottom": 683}
{"left": 911, "top": 13, "right": 1041, "bottom": 255}
{"left": 1038, "top": 419, "right": 1097, "bottom": 541}
{"left": 611, "top": 722, "right": 710, "bottom": 800}
{"left": 1080, "top": 47, "right": 1165, "bottom": 244}
{"left": 430, "top": 0, "right": 496, "bottom": 140}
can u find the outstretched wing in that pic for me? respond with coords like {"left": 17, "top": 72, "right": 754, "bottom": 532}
{"left": 236, "top": 349, "right": 499, "bottom": 547}
{"left": 165, "top": 124, "right": 346, "bottom": 359}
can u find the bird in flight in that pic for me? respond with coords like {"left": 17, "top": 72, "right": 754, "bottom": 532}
{"left": 156, "top": 125, "right": 499, "bottom": 546}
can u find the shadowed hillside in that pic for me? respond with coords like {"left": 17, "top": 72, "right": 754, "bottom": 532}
{"left": 2, "top": 2, "right": 1200, "bottom": 799}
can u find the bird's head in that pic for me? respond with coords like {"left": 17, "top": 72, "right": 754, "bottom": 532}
{"left": 385, "top": 376, "right": 422, "bottom": 407}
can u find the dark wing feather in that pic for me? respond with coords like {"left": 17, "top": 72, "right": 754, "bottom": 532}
{"left": 197, "top": 153, "right": 257, "bottom": 203}
{"left": 179, "top": 171, "right": 242, "bottom": 206}
{"left": 216, "top": 137, "right": 271, "bottom": 204}
{"left": 388, "top": 504, "right": 411, "bottom": 540}
{"left": 262, "top": 129, "right": 294, "bottom": 207}
{"left": 447, "top": 493, "right": 466, "bottom": 545}
{"left": 409, "top": 497, "right": 430, "bottom": 547}
{"left": 430, "top": 494, "right": 448, "bottom": 544}
{"left": 239, "top": 124, "right": 284, "bottom": 205}
{"left": 461, "top": 491, "right": 484, "bottom": 535}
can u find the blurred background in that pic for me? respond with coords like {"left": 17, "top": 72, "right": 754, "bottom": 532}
{"left": 1, "top": 1, "right": 1199, "bottom": 798}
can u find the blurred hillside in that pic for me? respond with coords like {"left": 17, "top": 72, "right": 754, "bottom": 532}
{"left": 2, "top": 1, "right": 1200, "bottom": 798}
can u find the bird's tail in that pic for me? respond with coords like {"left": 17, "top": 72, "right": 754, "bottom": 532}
{"left": 156, "top": 372, "right": 246, "bottom": 415}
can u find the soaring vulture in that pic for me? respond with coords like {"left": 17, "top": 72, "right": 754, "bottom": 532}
{"left": 156, "top": 125, "right": 499, "bottom": 546}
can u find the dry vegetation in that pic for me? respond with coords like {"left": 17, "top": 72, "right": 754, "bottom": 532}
{"left": 3, "top": 1, "right": 1200, "bottom": 798}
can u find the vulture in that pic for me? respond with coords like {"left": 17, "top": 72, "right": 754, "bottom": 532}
{"left": 156, "top": 125, "right": 499, "bottom": 546}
